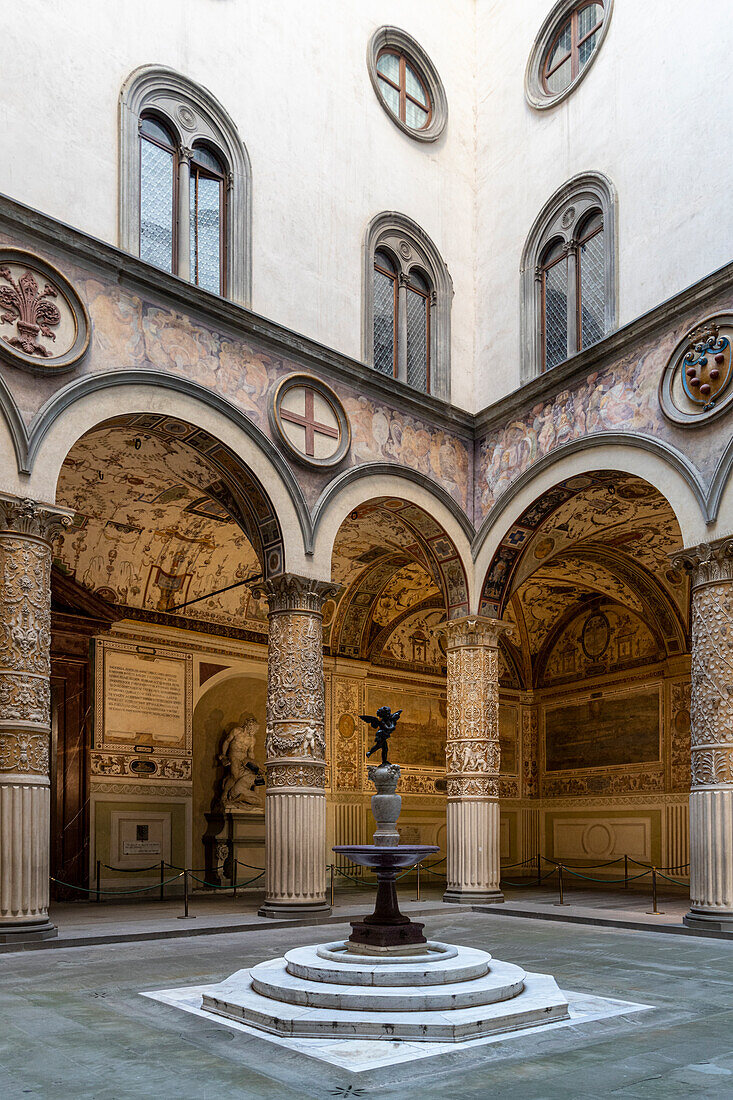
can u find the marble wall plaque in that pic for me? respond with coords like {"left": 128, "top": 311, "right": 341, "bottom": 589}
{"left": 95, "top": 638, "right": 193, "bottom": 754}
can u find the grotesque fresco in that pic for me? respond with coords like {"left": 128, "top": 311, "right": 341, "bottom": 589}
{"left": 476, "top": 294, "right": 733, "bottom": 520}
{"left": 0, "top": 232, "right": 471, "bottom": 513}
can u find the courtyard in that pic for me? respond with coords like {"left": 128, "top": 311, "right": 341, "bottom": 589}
{"left": 1, "top": 911, "right": 731, "bottom": 1099}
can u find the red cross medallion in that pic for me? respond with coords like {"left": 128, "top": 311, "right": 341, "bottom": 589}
{"left": 279, "top": 387, "right": 339, "bottom": 457}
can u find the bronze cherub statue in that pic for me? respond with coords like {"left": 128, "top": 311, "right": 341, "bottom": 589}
{"left": 360, "top": 706, "right": 402, "bottom": 766}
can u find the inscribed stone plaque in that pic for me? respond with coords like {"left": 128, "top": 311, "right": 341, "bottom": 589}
{"left": 95, "top": 639, "right": 192, "bottom": 753}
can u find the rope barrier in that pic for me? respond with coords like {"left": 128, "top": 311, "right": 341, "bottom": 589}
{"left": 561, "top": 866, "right": 650, "bottom": 884}
{"left": 188, "top": 869, "right": 265, "bottom": 890}
{"left": 100, "top": 862, "right": 163, "bottom": 874}
{"left": 50, "top": 873, "right": 184, "bottom": 896}
{"left": 501, "top": 869, "right": 557, "bottom": 888}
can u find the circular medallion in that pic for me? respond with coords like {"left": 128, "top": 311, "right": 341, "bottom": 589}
{"left": 0, "top": 249, "right": 90, "bottom": 374}
{"left": 338, "top": 714, "right": 356, "bottom": 740}
{"left": 581, "top": 611, "right": 610, "bottom": 660}
{"left": 176, "top": 104, "right": 198, "bottom": 131}
{"left": 269, "top": 374, "right": 350, "bottom": 469}
{"left": 660, "top": 314, "right": 733, "bottom": 425}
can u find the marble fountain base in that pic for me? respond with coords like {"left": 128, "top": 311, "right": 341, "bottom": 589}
{"left": 201, "top": 938, "right": 569, "bottom": 1041}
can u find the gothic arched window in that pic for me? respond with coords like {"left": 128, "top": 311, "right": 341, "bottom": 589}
{"left": 520, "top": 174, "right": 616, "bottom": 381}
{"left": 365, "top": 214, "right": 452, "bottom": 400}
{"left": 120, "top": 66, "right": 251, "bottom": 305}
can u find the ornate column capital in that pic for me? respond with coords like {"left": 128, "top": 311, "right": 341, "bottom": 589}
{"left": 0, "top": 495, "right": 73, "bottom": 542}
{"left": 251, "top": 573, "right": 342, "bottom": 615}
{"left": 671, "top": 535, "right": 733, "bottom": 588}
{"left": 435, "top": 615, "right": 511, "bottom": 651}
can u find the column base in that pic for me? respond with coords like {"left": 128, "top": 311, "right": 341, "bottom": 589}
{"left": 258, "top": 900, "right": 332, "bottom": 919}
{"left": 683, "top": 908, "right": 733, "bottom": 933}
{"left": 0, "top": 918, "right": 57, "bottom": 943}
{"left": 443, "top": 889, "right": 504, "bottom": 905}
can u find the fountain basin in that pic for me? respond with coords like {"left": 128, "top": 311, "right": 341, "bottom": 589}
{"left": 332, "top": 843, "right": 439, "bottom": 871}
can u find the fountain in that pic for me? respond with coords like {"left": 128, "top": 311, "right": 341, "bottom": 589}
{"left": 202, "top": 707, "right": 569, "bottom": 1041}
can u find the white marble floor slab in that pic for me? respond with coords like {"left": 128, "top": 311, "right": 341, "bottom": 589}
{"left": 141, "top": 978, "right": 653, "bottom": 1073}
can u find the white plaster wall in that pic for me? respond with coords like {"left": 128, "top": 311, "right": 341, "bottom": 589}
{"left": 0, "top": 0, "right": 476, "bottom": 408}
{"left": 474, "top": 0, "right": 733, "bottom": 409}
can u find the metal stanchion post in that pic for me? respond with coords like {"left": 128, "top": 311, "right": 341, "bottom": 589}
{"left": 233, "top": 859, "right": 238, "bottom": 900}
{"left": 624, "top": 854, "right": 628, "bottom": 889}
{"left": 96, "top": 859, "right": 101, "bottom": 903}
{"left": 416, "top": 862, "right": 421, "bottom": 902}
{"left": 646, "top": 866, "right": 663, "bottom": 915}
{"left": 330, "top": 863, "right": 335, "bottom": 908}
{"left": 557, "top": 863, "right": 564, "bottom": 905}
{"left": 177, "top": 869, "right": 195, "bottom": 919}
{"left": 159, "top": 860, "right": 165, "bottom": 902}
{"left": 537, "top": 853, "right": 541, "bottom": 887}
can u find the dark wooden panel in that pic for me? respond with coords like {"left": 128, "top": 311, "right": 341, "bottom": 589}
{"left": 51, "top": 656, "right": 90, "bottom": 896}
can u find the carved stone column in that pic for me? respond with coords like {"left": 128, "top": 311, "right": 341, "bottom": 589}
{"left": 253, "top": 574, "right": 341, "bottom": 918}
{"left": 0, "top": 495, "right": 71, "bottom": 940}
{"left": 674, "top": 537, "right": 733, "bottom": 930}
{"left": 436, "top": 616, "right": 510, "bottom": 905}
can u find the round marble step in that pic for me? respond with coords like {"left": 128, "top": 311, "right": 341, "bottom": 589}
{"left": 287, "top": 942, "right": 491, "bottom": 987}
{"left": 250, "top": 955, "right": 525, "bottom": 1012}
{"left": 317, "top": 940, "right": 459, "bottom": 965}
{"left": 202, "top": 967, "right": 570, "bottom": 1042}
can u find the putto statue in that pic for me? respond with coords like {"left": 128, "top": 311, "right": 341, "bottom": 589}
{"left": 360, "top": 706, "right": 402, "bottom": 766}
{"left": 219, "top": 713, "right": 265, "bottom": 811}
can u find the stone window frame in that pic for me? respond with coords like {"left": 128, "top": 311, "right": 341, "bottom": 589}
{"left": 363, "top": 211, "right": 453, "bottom": 402}
{"left": 519, "top": 172, "right": 617, "bottom": 384}
{"left": 367, "top": 26, "right": 448, "bottom": 143}
{"left": 525, "top": 0, "right": 614, "bottom": 111}
{"left": 119, "top": 65, "right": 252, "bottom": 306}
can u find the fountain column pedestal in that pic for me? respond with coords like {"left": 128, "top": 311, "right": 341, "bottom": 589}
{"left": 333, "top": 762, "right": 438, "bottom": 951}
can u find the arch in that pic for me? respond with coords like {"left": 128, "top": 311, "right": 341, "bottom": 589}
{"left": 474, "top": 433, "right": 709, "bottom": 581}
{"left": 311, "top": 465, "right": 474, "bottom": 608}
{"left": 520, "top": 171, "right": 617, "bottom": 382}
{"left": 119, "top": 65, "right": 252, "bottom": 305}
{"left": 363, "top": 211, "right": 453, "bottom": 401}
{"left": 23, "top": 371, "right": 312, "bottom": 575}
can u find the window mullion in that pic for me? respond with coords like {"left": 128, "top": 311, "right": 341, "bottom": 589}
{"left": 397, "top": 272, "right": 409, "bottom": 383}
{"left": 567, "top": 239, "right": 580, "bottom": 355}
{"left": 570, "top": 11, "right": 579, "bottom": 81}
{"left": 399, "top": 55, "right": 407, "bottom": 123}
{"left": 177, "top": 146, "right": 191, "bottom": 281}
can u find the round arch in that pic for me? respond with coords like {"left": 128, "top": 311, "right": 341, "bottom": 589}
{"left": 310, "top": 466, "right": 475, "bottom": 612}
{"left": 26, "top": 373, "right": 312, "bottom": 576}
{"left": 474, "top": 436, "right": 710, "bottom": 595}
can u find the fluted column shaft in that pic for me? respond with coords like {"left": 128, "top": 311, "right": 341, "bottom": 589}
{"left": 253, "top": 573, "right": 341, "bottom": 918}
{"left": 0, "top": 495, "right": 71, "bottom": 941}
{"left": 436, "top": 616, "right": 510, "bottom": 905}
{"left": 675, "top": 537, "right": 733, "bottom": 931}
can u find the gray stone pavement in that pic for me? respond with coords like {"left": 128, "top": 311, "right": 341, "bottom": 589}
{"left": 0, "top": 909, "right": 731, "bottom": 1099}
{"left": 7, "top": 881, "right": 699, "bottom": 956}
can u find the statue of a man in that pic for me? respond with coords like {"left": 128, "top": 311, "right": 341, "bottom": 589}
{"left": 219, "top": 713, "right": 264, "bottom": 811}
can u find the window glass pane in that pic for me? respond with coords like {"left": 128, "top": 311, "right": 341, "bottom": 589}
{"left": 578, "top": 28, "right": 599, "bottom": 67}
{"left": 547, "top": 21, "right": 572, "bottom": 70}
{"left": 545, "top": 54, "right": 572, "bottom": 93}
{"left": 375, "top": 249, "right": 396, "bottom": 273}
{"left": 377, "top": 51, "right": 400, "bottom": 82}
{"left": 378, "top": 77, "right": 400, "bottom": 117}
{"left": 408, "top": 270, "right": 428, "bottom": 293}
{"left": 578, "top": 3, "right": 603, "bottom": 39}
{"left": 406, "top": 287, "right": 429, "bottom": 392}
{"left": 579, "top": 226, "right": 605, "bottom": 350}
{"left": 543, "top": 257, "right": 568, "bottom": 370}
{"left": 579, "top": 210, "right": 603, "bottom": 239}
{"left": 141, "top": 116, "right": 174, "bottom": 147}
{"left": 373, "top": 266, "right": 396, "bottom": 376}
{"left": 404, "top": 62, "right": 428, "bottom": 107}
{"left": 405, "top": 99, "right": 429, "bottom": 129}
{"left": 140, "top": 137, "right": 174, "bottom": 272}
{"left": 190, "top": 172, "right": 221, "bottom": 294}
{"left": 192, "top": 145, "right": 224, "bottom": 173}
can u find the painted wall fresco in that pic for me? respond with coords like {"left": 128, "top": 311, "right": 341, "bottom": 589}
{"left": 544, "top": 688, "right": 661, "bottom": 772}
{"left": 475, "top": 285, "right": 733, "bottom": 520}
{"left": 0, "top": 231, "right": 470, "bottom": 512}
{"left": 365, "top": 685, "right": 446, "bottom": 769}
